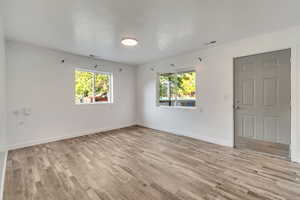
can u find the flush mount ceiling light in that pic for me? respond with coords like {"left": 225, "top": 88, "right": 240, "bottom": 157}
{"left": 121, "top": 38, "right": 138, "bottom": 46}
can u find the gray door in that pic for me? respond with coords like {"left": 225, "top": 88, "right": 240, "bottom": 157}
{"left": 234, "top": 49, "right": 291, "bottom": 158}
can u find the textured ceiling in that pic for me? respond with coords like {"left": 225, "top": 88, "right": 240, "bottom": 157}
{"left": 2, "top": 0, "right": 300, "bottom": 65}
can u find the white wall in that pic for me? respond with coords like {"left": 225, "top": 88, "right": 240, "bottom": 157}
{"left": 3, "top": 24, "right": 300, "bottom": 164}
{"left": 0, "top": 17, "right": 7, "bottom": 200}
{"left": 6, "top": 41, "right": 136, "bottom": 149}
{"left": 0, "top": 151, "right": 7, "bottom": 200}
{"left": 0, "top": 18, "right": 6, "bottom": 151}
{"left": 137, "top": 25, "right": 300, "bottom": 163}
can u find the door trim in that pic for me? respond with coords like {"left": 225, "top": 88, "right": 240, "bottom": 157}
{"left": 233, "top": 48, "right": 292, "bottom": 159}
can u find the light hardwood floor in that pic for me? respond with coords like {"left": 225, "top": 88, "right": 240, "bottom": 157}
{"left": 3, "top": 126, "right": 300, "bottom": 200}
{"left": 235, "top": 136, "right": 290, "bottom": 159}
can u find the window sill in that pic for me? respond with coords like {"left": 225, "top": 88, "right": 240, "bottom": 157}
{"left": 157, "top": 106, "right": 197, "bottom": 110}
{"left": 75, "top": 102, "right": 113, "bottom": 105}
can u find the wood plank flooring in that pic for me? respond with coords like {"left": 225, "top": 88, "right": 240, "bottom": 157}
{"left": 235, "top": 136, "right": 290, "bottom": 159}
{"left": 3, "top": 126, "right": 300, "bottom": 200}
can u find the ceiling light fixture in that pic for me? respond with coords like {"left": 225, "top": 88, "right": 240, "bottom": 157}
{"left": 121, "top": 38, "right": 138, "bottom": 46}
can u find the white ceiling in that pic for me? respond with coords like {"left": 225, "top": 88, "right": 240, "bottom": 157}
{"left": 2, "top": 0, "right": 300, "bottom": 65}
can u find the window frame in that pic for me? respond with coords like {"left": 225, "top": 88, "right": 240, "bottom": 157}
{"left": 75, "top": 68, "right": 113, "bottom": 105}
{"left": 157, "top": 70, "right": 196, "bottom": 108}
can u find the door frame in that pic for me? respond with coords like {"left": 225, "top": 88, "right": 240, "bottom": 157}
{"left": 233, "top": 48, "right": 292, "bottom": 158}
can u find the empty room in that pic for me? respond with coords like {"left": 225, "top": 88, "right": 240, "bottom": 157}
{"left": 1, "top": 0, "right": 300, "bottom": 199}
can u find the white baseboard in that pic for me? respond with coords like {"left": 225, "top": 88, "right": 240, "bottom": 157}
{"left": 0, "top": 151, "right": 8, "bottom": 200}
{"left": 291, "top": 155, "right": 300, "bottom": 163}
{"left": 6, "top": 123, "right": 136, "bottom": 151}
{"left": 138, "top": 124, "right": 234, "bottom": 147}
{"left": 138, "top": 124, "right": 300, "bottom": 163}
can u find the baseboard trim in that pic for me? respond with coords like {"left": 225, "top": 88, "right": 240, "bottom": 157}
{"left": 291, "top": 157, "right": 300, "bottom": 164}
{"left": 0, "top": 151, "right": 8, "bottom": 200}
{"left": 6, "top": 123, "right": 136, "bottom": 151}
{"left": 137, "top": 124, "right": 234, "bottom": 147}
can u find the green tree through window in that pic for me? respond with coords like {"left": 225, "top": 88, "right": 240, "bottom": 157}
{"left": 75, "top": 70, "right": 112, "bottom": 104}
{"left": 159, "top": 71, "right": 196, "bottom": 107}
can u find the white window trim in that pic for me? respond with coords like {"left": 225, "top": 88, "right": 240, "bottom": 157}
{"left": 156, "top": 70, "right": 196, "bottom": 108}
{"left": 158, "top": 105, "right": 197, "bottom": 110}
{"left": 75, "top": 68, "right": 113, "bottom": 105}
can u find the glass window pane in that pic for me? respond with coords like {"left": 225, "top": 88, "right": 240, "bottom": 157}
{"left": 159, "top": 74, "right": 170, "bottom": 106}
{"left": 159, "top": 71, "right": 196, "bottom": 107}
{"left": 95, "top": 73, "right": 110, "bottom": 103}
{"left": 75, "top": 70, "right": 94, "bottom": 104}
{"left": 175, "top": 71, "right": 196, "bottom": 107}
{"left": 159, "top": 73, "right": 177, "bottom": 106}
{"left": 169, "top": 73, "right": 178, "bottom": 106}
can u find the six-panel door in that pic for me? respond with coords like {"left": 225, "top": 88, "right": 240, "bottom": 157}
{"left": 234, "top": 49, "right": 291, "bottom": 146}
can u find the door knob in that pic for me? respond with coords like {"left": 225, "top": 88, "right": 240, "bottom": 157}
{"left": 235, "top": 105, "right": 240, "bottom": 110}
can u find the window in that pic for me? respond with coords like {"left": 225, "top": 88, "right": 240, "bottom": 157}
{"left": 75, "top": 69, "right": 112, "bottom": 104}
{"left": 158, "top": 71, "right": 196, "bottom": 107}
